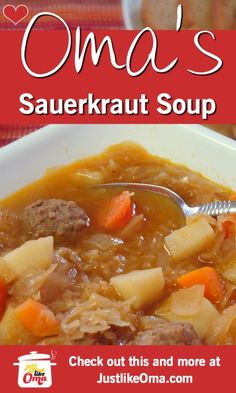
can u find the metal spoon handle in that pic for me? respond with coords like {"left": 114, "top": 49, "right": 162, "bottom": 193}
{"left": 194, "top": 200, "right": 236, "bottom": 216}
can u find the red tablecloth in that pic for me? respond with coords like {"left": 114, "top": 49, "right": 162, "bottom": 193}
{"left": 0, "top": 0, "right": 124, "bottom": 147}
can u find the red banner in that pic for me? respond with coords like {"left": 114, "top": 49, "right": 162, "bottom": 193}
{"left": 0, "top": 345, "right": 234, "bottom": 392}
{"left": 0, "top": 28, "right": 235, "bottom": 124}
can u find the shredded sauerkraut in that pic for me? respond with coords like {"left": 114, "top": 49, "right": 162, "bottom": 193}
{"left": 59, "top": 292, "right": 136, "bottom": 339}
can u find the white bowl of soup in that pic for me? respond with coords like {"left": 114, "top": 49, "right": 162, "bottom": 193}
{"left": 0, "top": 123, "right": 236, "bottom": 346}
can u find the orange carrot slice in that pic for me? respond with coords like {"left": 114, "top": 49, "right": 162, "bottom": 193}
{"left": 177, "top": 266, "right": 224, "bottom": 303}
{"left": 223, "top": 220, "right": 236, "bottom": 239}
{"left": 98, "top": 191, "right": 133, "bottom": 231}
{"left": 15, "top": 298, "right": 59, "bottom": 337}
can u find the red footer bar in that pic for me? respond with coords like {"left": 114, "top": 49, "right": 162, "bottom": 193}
{"left": 0, "top": 345, "right": 233, "bottom": 392}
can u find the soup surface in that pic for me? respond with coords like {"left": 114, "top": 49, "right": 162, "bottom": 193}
{"left": 0, "top": 143, "right": 236, "bottom": 345}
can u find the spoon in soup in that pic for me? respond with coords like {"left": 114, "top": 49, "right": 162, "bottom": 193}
{"left": 94, "top": 182, "right": 236, "bottom": 218}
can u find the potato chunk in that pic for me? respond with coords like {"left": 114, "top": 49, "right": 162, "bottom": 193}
{"left": 110, "top": 267, "right": 164, "bottom": 310}
{"left": 3, "top": 237, "right": 53, "bottom": 276}
{"left": 162, "top": 298, "right": 219, "bottom": 339}
{"left": 156, "top": 286, "right": 219, "bottom": 339}
{"left": 0, "top": 305, "right": 37, "bottom": 344}
{"left": 165, "top": 218, "right": 214, "bottom": 262}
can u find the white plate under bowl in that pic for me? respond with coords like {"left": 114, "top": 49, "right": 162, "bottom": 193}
{"left": 0, "top": 124, "right": 235, "bottom": 200}
{"left": 122, "top": 0, "right": 142, "bottom": 30}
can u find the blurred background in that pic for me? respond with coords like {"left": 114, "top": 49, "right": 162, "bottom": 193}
{"left": 0, "top": 0, "right": 235, "bottom": 146}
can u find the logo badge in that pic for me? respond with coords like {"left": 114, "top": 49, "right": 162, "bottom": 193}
{"left": 13, "top": 351, "right": 56, "bottom": 388}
